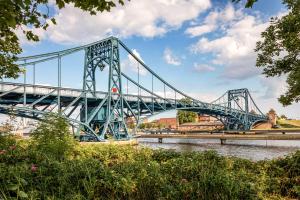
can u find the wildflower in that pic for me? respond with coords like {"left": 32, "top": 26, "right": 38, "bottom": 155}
{"left": 31, "top": 164, "right": 38, "bottom": 172}
{"left": 9, "top": 145, "right": 16, "bottom": 150}
{"left": 0, "top": 150, "right": 7, "bottom": 155}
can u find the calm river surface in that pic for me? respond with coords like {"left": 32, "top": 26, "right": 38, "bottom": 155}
{"left": 137, "top": 137, "right": 300, "bottom": 161}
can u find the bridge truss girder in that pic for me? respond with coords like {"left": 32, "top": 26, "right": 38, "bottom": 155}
{"left": 0, "top": 82, "right": 267, "bottom": 139}
{"left": 0, "top": 36, "right": 268, "bottom": 141}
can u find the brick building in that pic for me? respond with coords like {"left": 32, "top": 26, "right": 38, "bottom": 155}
{"left": 197, "top": 114, "right": 218, "bottom": 122}
{"left": 156, "top": 117, "right": 177, "bottom": 129}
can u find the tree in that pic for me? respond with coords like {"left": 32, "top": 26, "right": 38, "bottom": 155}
{"left": 177, "top": 98, "right": 198, "bottom": 125}
{"left": 280, "top": 114, "right": 287, "bottom": 119}
{"left": 233, "top": 0, "right": 300, "bottom": 106}
{"left": 232, "top": 0, "right": 257, "bottom": 8}
{"left": 0, "top": 0, "right": 127, "bottom": 79}
{"left": 138, "top": 123, "right": 146, "bottom": 129}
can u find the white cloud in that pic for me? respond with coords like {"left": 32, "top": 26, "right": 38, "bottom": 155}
{"left": 154, "top": 90, "right": 217, "bottom": 103}
{"left": 249, "top": 76, "right": 300, "bottom": 119}
{"left": 256, "top": 99, "right": 300, "bottom": 120}
{"left": 42, "top": 0, "right": 211, "bottom": 44}
{"left": 190, "top": 5, "right": 269, "bottom": 80}
{"left": 194, "top": 63, "right": 215, "bottom": 72}
{"left": 259, "top": 75, "right": 287, "bottom": 99}
{"left": 163, "top": 48, "right": 181, "bottom": 66}
{"left": 219, "top": 3, "right": 236, "bottom": 22}
{"left": 185, "top": 24, "right": 215, "bottom": 37}
{"left": 122, "top": 49, "right": 148, "bottom": 76}
{"left": 15, "top": 26, "right": 47, "bottom": 46}
{"left": 185, "top": 4, "right": 240, "bottom": 37}
{"left": 187, "top": 92, "right": 218, "bottom": 102}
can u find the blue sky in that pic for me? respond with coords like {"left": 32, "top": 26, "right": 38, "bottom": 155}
{"left": 10, "top": 0, "right": 300, "bottom": 119}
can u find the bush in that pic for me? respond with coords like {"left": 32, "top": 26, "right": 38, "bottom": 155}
{"left": 0, "top": 122, "right": 299, "bottom": 199}
{"left": 30, "top": 113, "right": 76, "bottom": 161}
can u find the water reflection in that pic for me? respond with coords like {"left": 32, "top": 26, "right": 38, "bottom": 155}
{"left": 138, "top": 138, "right": 300, "bottom": 161}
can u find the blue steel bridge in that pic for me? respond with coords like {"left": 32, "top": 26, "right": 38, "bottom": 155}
{"left": 0, "top": 37, "right": 267, "bottom": 140}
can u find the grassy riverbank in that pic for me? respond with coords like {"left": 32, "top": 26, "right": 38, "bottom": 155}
{"left": 1, "top": 138, "right": 299, "bottom": 199}
{"left": 278, "top": 119, "right": 300, "bottom": 129}
{"left": 0, "top": 115, "right": 299, "bottom": 199}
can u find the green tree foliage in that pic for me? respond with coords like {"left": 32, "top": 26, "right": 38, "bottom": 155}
{"left": 0, "top": 0, "right": 127, "bottom": 79}
{"left": 177, "top": 98, "right": 198, "bottom": 125}
{"left": 234, "top": 0, "right": 300, "bottom": 106}
{"left": 138, "top": 123, "right": 146, "bottom": 129}
{"left": 232, "top": 0, "right": 257, "bottom": 8}
{"left": 280, "top": 114, "right": 287, "bottom": 119}
{"left": 255, "top": 0, "right": 300, "bottom": 106}
{"left": 30, "top": 113, "right": 76, "bottom": 160}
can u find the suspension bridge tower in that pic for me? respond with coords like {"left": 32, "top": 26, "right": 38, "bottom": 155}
{"left": 81, "top": 38, "right": 128, "bottom": 140}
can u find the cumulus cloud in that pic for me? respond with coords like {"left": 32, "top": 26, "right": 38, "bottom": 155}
{"left": 122, "top": 49, "right": 148, "bottom": 76}
{"left": 185, "top": 4, "right": 239, "bottom": 37}
{"left": 163, "top": 48, "right": 181, "bottom": 66}
{"left": 194, "top": 63, "right": 215, "bottom": 73}
{"left": 259, "top": 76, "right": 287, "bottom": 99}
{"left": 190, "top": 4, "right": 269, "bottom": 80}
{"left": 249, "top": 76, "right": 300, "bottom": 119}
{"left": 40, "top": 0, "right": 211, "bottom": 44}
{"left": 185, "top": 24, "right": 215, "bottom": 37}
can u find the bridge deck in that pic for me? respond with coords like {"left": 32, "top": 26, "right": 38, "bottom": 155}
{"left": 0, "top": 82, "right": 173, "bottom": 104}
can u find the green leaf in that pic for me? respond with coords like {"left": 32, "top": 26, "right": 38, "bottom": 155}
{"left": 8, "top": 184, "right": 18, "bottom": 191}
{"left": 51, "top": 18, "right": 56, "bottom": 25}
{"left": 20, "top": 178, "right": 28, "bottom": 185}
{"left": 18, "top": 191, "right": 28, "bottom": 198}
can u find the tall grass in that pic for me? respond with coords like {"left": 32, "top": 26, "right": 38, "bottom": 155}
{"left": 0, "top": 115, "right": 299, "bottom": 199}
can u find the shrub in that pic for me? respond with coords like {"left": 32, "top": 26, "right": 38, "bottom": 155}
{"left": 30, "top": 113, "right": 76, "bottom": 161}
{"left": 0, "top": 127, "right": 299, "bottom": 199}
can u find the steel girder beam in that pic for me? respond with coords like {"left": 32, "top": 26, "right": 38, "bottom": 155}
{"left": 0, "top": 104, "right": 98, "bottom": 139}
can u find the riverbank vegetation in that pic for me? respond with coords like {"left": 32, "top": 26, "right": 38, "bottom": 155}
{"left": 1, "top": 115, "right": 299, "bottom": 199}
{"left": 278, "top": 119, "right": 300, "bottom": 129}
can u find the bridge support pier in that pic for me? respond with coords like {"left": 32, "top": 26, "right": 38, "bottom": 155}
{"left": 220, "top": 139, "right": 226, "bottom": 145}
{"left": 158, "top": 138, "right": 163, "bottom": 143}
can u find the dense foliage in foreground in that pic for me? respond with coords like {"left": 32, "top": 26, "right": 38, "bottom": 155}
{"left": 0, "top": 116, "right": 299, "bottom": 199}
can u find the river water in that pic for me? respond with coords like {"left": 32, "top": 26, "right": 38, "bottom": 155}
{"left": 137, "top": 138, "right": 300, "bottom": 161}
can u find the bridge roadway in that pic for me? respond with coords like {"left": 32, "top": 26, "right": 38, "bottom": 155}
{"left": 136, "top": 132, "right": 300, "bottom": 144}
{"left": 0, "top": 82, "right": 176, "bottom": 117}
{"left": 0, "top": 82, "right": 266, "bottom": 123}
{"left": 0, "top": 82, "right": 172, "bottom": 104}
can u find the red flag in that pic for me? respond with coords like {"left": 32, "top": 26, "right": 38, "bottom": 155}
{"left": 111, "top": 87, "right": 118, "bottom": 93}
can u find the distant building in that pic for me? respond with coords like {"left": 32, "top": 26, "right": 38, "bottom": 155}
{"left": 197, "top": 114, "right": 218, "bottom": 122}
{"left": 179, "top": 121, "right": 224, "bottom": 131}
{"left": 156, "top": 117, "right": 177, "bottom": 129}
{"left": 252, "top": 109, "right": 277, "bottom": 129}
{"left": 268, "top": 109, "right": 277, "bottom": 126}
